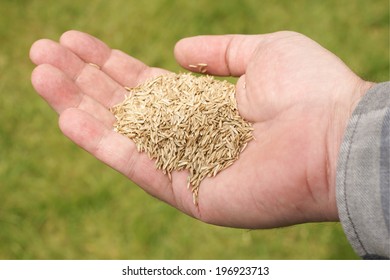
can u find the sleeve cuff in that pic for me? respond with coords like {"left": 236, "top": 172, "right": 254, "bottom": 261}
{"left": 336, "top": 82, "right": 390, "bottom": 259}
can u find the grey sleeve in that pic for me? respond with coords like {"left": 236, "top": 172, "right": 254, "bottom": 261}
{"left": 336, "top": 82, "right": 390, "bottom": 259}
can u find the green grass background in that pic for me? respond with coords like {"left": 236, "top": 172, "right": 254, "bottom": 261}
{"left": 0, "top": 0, "right": 388, "bottom": 259}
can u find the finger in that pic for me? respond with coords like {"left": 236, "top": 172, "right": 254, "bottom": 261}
{"left": 31, "top": 64, "right": 115, "bottom": 127}
{"left": 30, "top": 39, "right": 84, "bottom": 79}
{"left": 59, "top": 107, "right": 175, "bottom": 205}
{"left": 59, "top": 30, "right": 169, "bottom": 87}
{"left": 30, "top": 38, "right": 128, "bottom": 107}
{"left": 174, "top": 34, "right": 262, "bottom": 76}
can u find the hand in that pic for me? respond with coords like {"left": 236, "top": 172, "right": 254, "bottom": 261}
{"left": 30, "top": 30, "right": 372, "bottom": 228}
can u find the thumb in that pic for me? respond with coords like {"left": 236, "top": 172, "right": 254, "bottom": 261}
{"left": 174, "top": 35, "right": 261, "bottom": 77}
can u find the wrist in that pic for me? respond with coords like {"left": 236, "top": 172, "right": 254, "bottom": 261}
{"left": 325, "top": 79, "right": 374, "bottom": 221}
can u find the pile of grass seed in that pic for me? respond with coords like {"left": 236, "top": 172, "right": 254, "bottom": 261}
{"left": 110, "top": 73, "right": 253, "bottom": 203}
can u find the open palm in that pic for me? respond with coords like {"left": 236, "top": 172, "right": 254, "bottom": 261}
{"left": 30, "top": 31, "right": 371, "bottom": 229}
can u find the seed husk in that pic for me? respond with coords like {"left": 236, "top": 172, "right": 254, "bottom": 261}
{"left": 110, "top": 73, "right": 253, "bottom": 205}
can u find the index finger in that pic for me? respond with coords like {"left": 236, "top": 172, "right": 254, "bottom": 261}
{"left": 59, "top": 30, "right": 169, "bottom": 88}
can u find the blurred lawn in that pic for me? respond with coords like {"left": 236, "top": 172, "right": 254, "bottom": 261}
{"left": 0, "top": 0, "right": 388, "bottom": 259}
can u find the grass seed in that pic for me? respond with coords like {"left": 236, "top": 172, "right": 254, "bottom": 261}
{"left": 110, "top": 73, "right": 253, "bottom": 204}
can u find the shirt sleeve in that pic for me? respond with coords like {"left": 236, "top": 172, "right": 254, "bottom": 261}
{"left": 336, "top": 82, "right": 390, "bottom": 259}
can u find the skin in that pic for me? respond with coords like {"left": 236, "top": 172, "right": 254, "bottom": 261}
{"left": 29, "top": 30, "right": 373, "bottom": 229}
